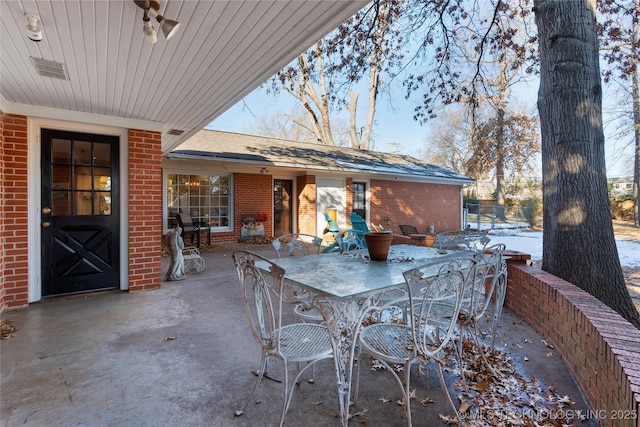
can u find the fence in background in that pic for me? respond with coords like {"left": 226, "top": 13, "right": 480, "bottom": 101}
{"left": 465, "top": 204, "right": 532, "bottom": 230}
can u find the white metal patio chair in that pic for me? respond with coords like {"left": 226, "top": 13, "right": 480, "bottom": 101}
{"left": 182, "top": 246, "right": 205, "bottom": 273}
{"left": 232, "top": 250, "right": 333, "bottom": 427}
{"left": 334, "top": 229, "right": 366, "bottom": 253}
{"left": 272, "top": 233, "right": 325, "bottom": 324}
{"left": 355, "top": 254, "right": 477, "bottom": 426}
{"left": 272, "top": 233, "right": 324, "bottom": 258}
{"left": 435, "top": 229, "right": 491, "bottom": 252}
{"left": 465, "top": 243, "right": 508, "bottom": 352}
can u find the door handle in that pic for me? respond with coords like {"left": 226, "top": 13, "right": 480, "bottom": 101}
{"left": 42, "top": 222, "right": 51, "bottom": 228}
{"left": 42, "top": 207, "right": 51, "bottom": 214}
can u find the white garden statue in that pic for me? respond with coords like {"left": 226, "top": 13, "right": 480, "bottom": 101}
{"left": 166, "top": 227, "right": 187, "bottom": 281}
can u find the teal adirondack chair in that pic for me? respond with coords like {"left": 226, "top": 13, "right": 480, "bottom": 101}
{"left": 322, "top": 212, "right": 342, "bottom": 253}
{"left": 349, "top": 212, "right": 370, "bottom": 234}
{"left": 323, "top": 212, "right": 369, "bottom": 252}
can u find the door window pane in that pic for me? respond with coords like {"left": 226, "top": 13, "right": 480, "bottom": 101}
{"left": 353, "top": 182, "right": 367, "bottom": 219}
{"left": 93, "top": 143, "right": 111, "bottom": 167}
{"left": 73, "top": 140, "right": 93, "bottom": 166}
{"left": 51, "top": 139, "right": 112, "bottom": 216}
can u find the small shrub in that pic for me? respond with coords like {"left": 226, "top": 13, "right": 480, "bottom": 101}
{"left": 520, "top": 198, "right": 542, "bottom": 227}
{"left": 463, "top": 195, "right": 478, "bottom": 208}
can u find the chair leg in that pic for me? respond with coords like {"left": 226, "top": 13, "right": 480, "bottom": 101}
{"left": 235, "top": 354, "right": 269, "bottom": 417}
{"left": 434, "top": 359, "right": 462, "bottom": 424}
{"left": 402, "top": 361, "right": 413, "bottom": 427}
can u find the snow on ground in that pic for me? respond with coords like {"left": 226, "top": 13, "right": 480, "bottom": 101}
{"left": 486, "top": 228, "right": 640, "bottom": 269}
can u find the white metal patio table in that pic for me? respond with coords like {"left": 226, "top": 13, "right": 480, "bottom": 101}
{"left": 256, "top": 244, "right": 451, "bottom": 427}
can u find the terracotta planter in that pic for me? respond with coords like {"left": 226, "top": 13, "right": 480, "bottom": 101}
{"left": 364, "top": 231, "right": 393, "bottom": 261}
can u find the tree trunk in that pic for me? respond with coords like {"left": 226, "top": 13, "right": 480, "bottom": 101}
{"left": 495, "top": 107, "right": 506, "bottom": 220}
{"left": 535, "top": 0, "right": 640, "bottom": 327}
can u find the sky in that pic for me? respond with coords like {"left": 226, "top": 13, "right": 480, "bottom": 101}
{"left": 207, "top": 76, "right": 633, "bottom": 179}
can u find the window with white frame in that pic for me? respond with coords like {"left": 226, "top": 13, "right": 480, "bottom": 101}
{"left": 166, "top": 173, "right": 231, "bottom": 230}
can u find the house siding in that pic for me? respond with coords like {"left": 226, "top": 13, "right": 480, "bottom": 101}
{"left": 234, "top": 173, "right": 273, "bottom": 239}
{"left": 0, "top": 113, "right": 29, "bottom": 309}
{"left": 369, "top": 180, "right": 461, "bottom": 234}
{"left": 128, "top": 129, "right": 163, "bottom": 292}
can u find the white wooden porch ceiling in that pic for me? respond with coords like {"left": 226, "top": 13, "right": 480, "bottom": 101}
{"left": 0, "top": 0, "right": 364, "bottom": 153}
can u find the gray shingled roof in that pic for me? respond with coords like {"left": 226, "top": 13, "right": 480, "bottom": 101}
{"left": 169, "top": 129, "right": 474, "bottom": 184}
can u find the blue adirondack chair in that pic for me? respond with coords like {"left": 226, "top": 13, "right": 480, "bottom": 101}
{"left": 322, "top": 212, "right": 342, "bottom": 253}
{"left": 349, "top": 212, "right": 370, "bottom": 234}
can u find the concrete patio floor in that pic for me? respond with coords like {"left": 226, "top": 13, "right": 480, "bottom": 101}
{"left": 1, "top": 242, "right": 597, "bottom": 426}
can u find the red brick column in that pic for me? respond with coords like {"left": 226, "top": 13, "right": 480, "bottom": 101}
{"left": 296, "top": 175, "right": 316, "bottom": 235}
{"left": 128, "top": 129, "right": 162, "bottom": 292}
{"left": 0, "top": 114, "right": 29, "bottom": 309}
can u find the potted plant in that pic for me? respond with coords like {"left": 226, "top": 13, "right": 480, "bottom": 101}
{"left": 365, "top": 219, "right": 393, "bottom": 261}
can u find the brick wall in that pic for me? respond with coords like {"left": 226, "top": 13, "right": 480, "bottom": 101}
{"left": 506, "top": 262, "right": 640, "bottom": 426}
{"left": 369, "top": 180, "right": 462, "bottom": 234}
{"left": 296, "top": 175, "right": 316, "bottom": 235}
{"left": 1, "top": 114, "right": 29, "bottom": 309}
{"left": 0, "top": 111, "right": 4, "bottom": 309}
{"left": 234, "top": 173, "right": 273, "bottom": 238}
{"left": 128, "top": 129, "right": 163, "bottom": 292}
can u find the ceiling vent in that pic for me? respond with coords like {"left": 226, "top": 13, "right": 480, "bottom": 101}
{"left": 167, "top": 129, "right": 184, "bottom": 135}
{"left": 30, "top": 57, "right": 68, "bottom": 80}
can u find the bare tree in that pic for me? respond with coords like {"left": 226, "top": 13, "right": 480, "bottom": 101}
{"left": 535, "top": 0, "right": 640, "bottom": 327}
{"left": 466, "top": 108, "right": 540, "bottom": 187}
{"left": 421, "top": 104, "right": 474, "bottom": 174}
{"left": 249, "top": 108, "right": 350, "bottom": 145}
{"left": 272, "top": 0, "right": 403, "bottom": 149}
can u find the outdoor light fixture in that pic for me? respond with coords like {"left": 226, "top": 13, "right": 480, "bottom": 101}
{"left": 25, "top": 14, "right": 43, "bottom": 42}
{"left": 260, "top": 168, "right": 270, "bottom": 175}
{"left": 134, "top": 0, "right": 180, "bottom": 44}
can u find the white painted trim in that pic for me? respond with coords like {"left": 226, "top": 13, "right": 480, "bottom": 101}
{"left": 10, "top": 102, "right": 164, "bottom": 133}
{"left": 162, "top": 168, "right": 235, "bottom": 235}
{"left": 28, "top": 118, "right": 130, "bottom": 302}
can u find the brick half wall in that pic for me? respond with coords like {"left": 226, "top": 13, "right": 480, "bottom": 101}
{"left": 506, "top": 261, "right": 640, "bottom": 426}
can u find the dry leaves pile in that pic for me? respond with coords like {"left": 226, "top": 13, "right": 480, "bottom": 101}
{"left": 1, "top": 318, "right": 16, "bottom": 339}
{"left": 366, "top": 338, "right": 584, "bottom": 426}
{"left": 439, "top": 339, "right": 581, "bottom": 426}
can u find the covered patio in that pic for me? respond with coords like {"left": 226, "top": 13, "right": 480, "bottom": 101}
{"left": 1, "top": 243, "right": 596, "bottom": 426}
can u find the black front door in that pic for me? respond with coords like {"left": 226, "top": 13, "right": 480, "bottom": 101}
{"left": 41, "top": 129, "right": 120, "bottom": 296}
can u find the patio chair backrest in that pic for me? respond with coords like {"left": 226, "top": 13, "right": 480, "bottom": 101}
{"left": 403, "top": 254, "right": 477, "bottom": 358}
{"left": 349, "top": 212, "right": 370, "bottom": 233}
{"left": 468, "top": 243, "right": 507, "bottom": 324}
{"left": 272, "top": 233, "right": 324, "bottom": 258}
{"left": 322, "top": 212, "right": 340, "bottom": 233}
{"left": 176, "top": 212, "right": 195, "bottom": 234}
{"left": 232, "top": 250, "right": 287, "bottom": 352}
{"left": 399, "top": 224, "right": 419, "bottom": 236}
{"left": 435, "top": 229, "right": 490, "bottom": 252}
